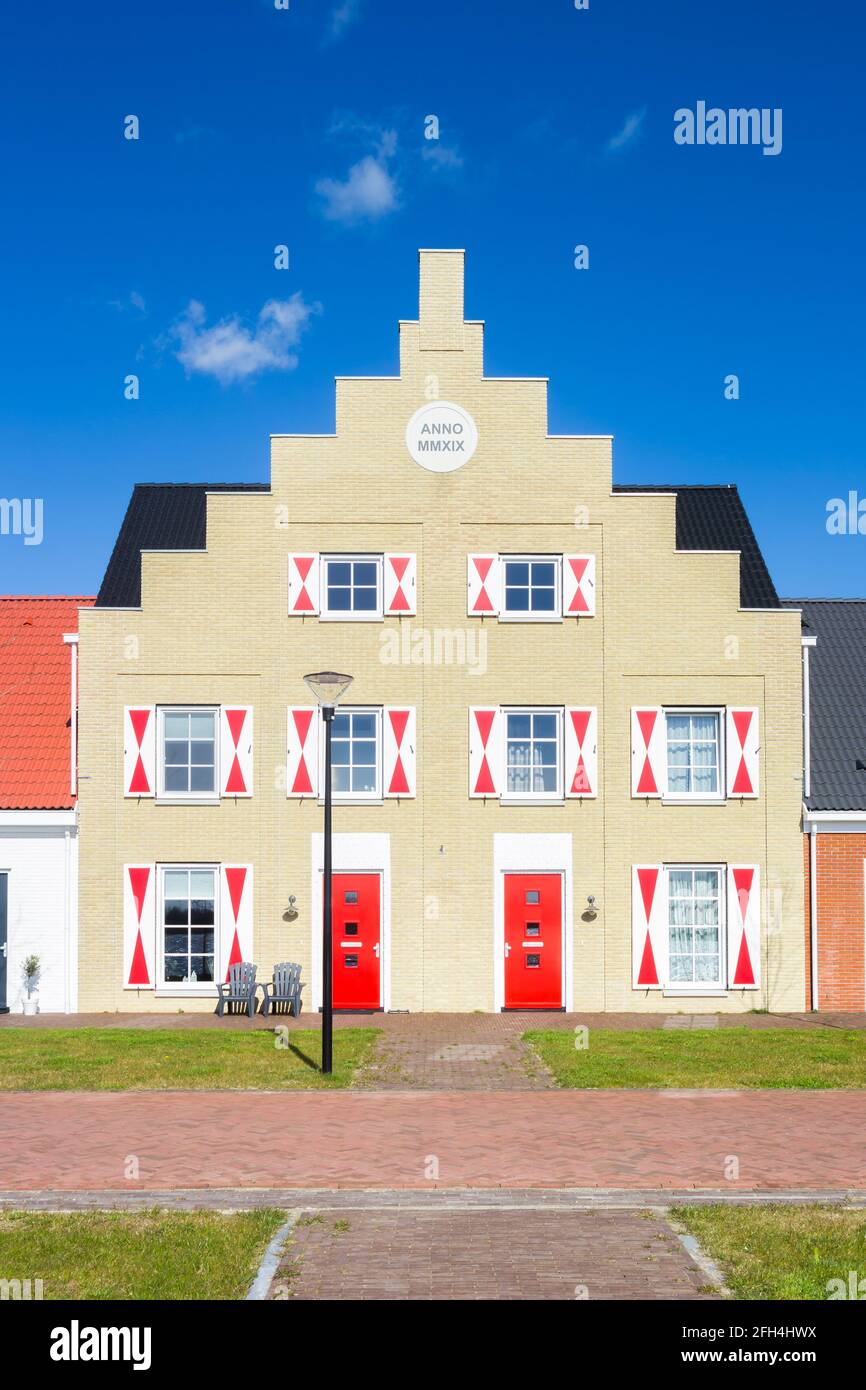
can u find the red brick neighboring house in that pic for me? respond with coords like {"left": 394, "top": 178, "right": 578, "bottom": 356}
{"left": 785, "top": 600, "right": 866, "bottom": 1010}
{"left": 0, "top": 597, "right": 94, "bottom": 1012}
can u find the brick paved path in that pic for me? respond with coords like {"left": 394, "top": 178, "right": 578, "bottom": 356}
{"left": 2, "top": 1090, "right": 864, "bottom": 1191}
{"left": 270, "top": 1208, "right": 720, "bottom": 1300}
{"left": 4, "top": 1009, "right": 864, "bottom": 1032}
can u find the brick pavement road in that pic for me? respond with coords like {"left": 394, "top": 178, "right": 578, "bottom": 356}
{"left": 2, "top": 1089, "right": 864, "bottom": 1191}
{"left": 270, "top": 1208, "right": 721, "bottom": 1300}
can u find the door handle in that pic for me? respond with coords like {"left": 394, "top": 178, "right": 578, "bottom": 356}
{"left": 374, "top": 942, "right": 380, "bottom": 958}
{"left": 0, "top": 942, "right": 6, "bottom": 958}
{"left": 504, "top": 942, "right": 511, "bottom": 957}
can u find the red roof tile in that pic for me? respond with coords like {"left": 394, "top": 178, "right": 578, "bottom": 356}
{"left": 0, "top": 597, "right": 94, "bottom": 809}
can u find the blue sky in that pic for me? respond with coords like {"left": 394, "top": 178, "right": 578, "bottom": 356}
{"left": 1, "top": 0, "right": 863, "bottom": 597}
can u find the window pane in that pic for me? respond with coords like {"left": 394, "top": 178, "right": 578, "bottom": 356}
{"left": 164, "top": 740, "right": 187, "bottom": 766}
{"left": 189, "top": 712, "right": 214, "bottom": 740}
{"left": 669, "top": 954, "right": 692, "bottom": 983}
{"left": 507, "top": 714, "right": 531, "bottom": 740}
{"left": 505, "top": 562, "right": 529, "bottom": 586}
{"left": 668, "top": 869, "right": 692, "bottom": 897}
{"left": 532, "top": 562, "right": 556, "bottom": 587}
{"left": 695, "top": 927, "right": 719, "bottom": 953}
{"left": 333, "top": 714, "right": 350, "bottom": 738}
{"left": 164, "top": 766, "right": 188, "bottom": 792}
{"left": 354, "top": 586, "right": 377, "bottom": 611}
{"left": 333, "top": 765, "right": 350, "bottom": 793}
{"left": 695, "top": 869, "right": 719, "bottom": 897}
{"left": 190, "top": 871, "right": 214, "bottom": 899}
{"left": 190, "top": 898, "right": 214, "bottom": 926}
{"left": 354, "top": 740, "right": 377, "bottom": 765}
{"left": 190, "top": 929, "right": 215, "bottom": 953}
{"left": 533, "top": 741, "right": 558, "bottom": 766}
{"left": 328, "top": 562, "right": 351, "bottom": 586}
{"left": 692, "top": 714, "right": 718, "bottom": 741}
{"left": 354, "top": 562, "right": 377, "bottom": 587}
{"left": 164, "top": 930, "right": 188, "bottom": 953}
{"left": 507, "top": 767, "right": 529, "bottom": 794}
{"left": 164, "top": 870, "right": 188, "bottom": 899}
{"left": 190, "top": 741, "right": 214, "bottom": 765}
{"left": 164, "top": 713, "right": 188, "bottom": 739}
{"left": 533, "top": 714, "right": 557, "bottom": 740}
{"left": 190, "top": 765, "right": 215, "bottom": 792}
{"left": 667, "top": 715, "right": 691, "bottom": 740}
{"left": 190, "top": 956, "right": 215, "bottom": 982}
{"left": 331, "top": 741, "right": 349, "bottom": 765}
{"left": 532, "top": 587, "right": 556, "bottom": 611}
{"left": 505, "top": 587, "right": 529, "bottom": 611}
{"left": 695, "top": 955, "right": 720, "bottom": 983}
{"left": 352, "top": 766, "right": 376, "bottom": 792}
{"left": 328, "top": 586, "right": 351, "bottom": 610}
{"left": 353, "top": 713, "right": 376, "bottom": 738}
{"left": 535, "top": 765, "right": 557, "bottom": 792}
{"left": 164, "top": 957, "right": 187, "bottom": 981}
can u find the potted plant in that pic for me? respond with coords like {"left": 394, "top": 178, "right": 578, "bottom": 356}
{"left": 22, "top": 955, "right": 40, "bottom": 1015}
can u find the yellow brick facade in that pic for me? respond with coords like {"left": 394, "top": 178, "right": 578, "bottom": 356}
{"left": 77, "top": 249, "right": 806, "bottom": 1013}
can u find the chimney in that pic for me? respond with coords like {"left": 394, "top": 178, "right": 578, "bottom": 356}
{"left": 418, "top": 249, "right": 465, "bottom": 351}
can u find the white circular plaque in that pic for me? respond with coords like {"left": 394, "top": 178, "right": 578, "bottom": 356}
{"left": 405, "top": 400, "right": 478, "bottom": 472}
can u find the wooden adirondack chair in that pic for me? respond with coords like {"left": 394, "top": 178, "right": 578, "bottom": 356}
{"left": 215, "top": 961, "right": 258, "bottom": 1018}
{"left": 260, "top": 962, "right": 304, "bottom": 1018}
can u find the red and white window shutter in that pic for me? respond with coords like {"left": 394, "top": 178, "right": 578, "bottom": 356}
{"left": 288, "top": 554, "right": 320, "bottom": 615}
{"left": 123, "top": 863, "right": 156, "bottom": 989}
{"left": 727, "top": 865, "right": 760, "bottom": 988}
{"left": 287, "top": 707, "right": 320, "bottom": 797}
{"left": 383, "top": 707, "right": 416, "bottom": 797}
{"left": 220, "top": 865, "right": 254, "bottom": 982}
{"left": 469, "top": 707, "right": 503, "bottom": 797}
{"left": 726, "top": 707, "right": 759, "bottom": 798}
{"left": 565, "top": 707, "right": 598, "bottom": 797}
{"left": 563, "top": 555, "right": 596, "bottom": 617}
{"left": 467, "top": 555, "right": 501, "bottom": 616}
{"left": 384, "top": 554, "right": 417, "bottom": 616}
{"left": 220, "top": 706, "right": 253, "bottom": 797}
{"left": 630, "top": 707, "right": 665, "bottom": 797}
{"left": 123, "top": 706, "right": 156, "bottom": 797}
{"left": 632, "top": 865, "right": 667, "bottom": 989}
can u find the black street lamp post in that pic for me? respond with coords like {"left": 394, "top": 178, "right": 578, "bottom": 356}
{"left": 303, "top": 671, "right": 353, "bottom": 1075}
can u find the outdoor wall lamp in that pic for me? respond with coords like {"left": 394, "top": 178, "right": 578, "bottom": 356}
{"left": 303, "top": 670, "right": 353, "bottom": 1074}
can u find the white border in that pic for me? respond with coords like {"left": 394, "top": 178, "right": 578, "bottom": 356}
{"left": 311, "top": 833, "right": 391, "bottom": 1011}
{"left": 493, "top": 834, "right": 573, "bottom": 1011}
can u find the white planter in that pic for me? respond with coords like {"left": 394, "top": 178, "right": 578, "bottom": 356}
{"left": 22, "top": 996, "right": 39, "bottom": 1016}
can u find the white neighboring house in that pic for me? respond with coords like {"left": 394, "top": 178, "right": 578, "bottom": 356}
{"left": 0, "top": 597, "right": 93, "bottom": 1014}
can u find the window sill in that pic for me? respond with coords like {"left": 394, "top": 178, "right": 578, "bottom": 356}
{"left": 499, "top": 797, "right": 565, "bottom": 807}
{"left": 155, "top": 798, "right": 221, "bottom": 807}
{"left": 498, "top": 614, "right": 563, "bottom": 624}
{"left": 319, "top": 613, "right": 384, "bottom": 623}
{"left": 662, "top": 989, "right": 727, "bottom": 998}
{"left": 661, "top": 797, "right": 726, "bottom": 807}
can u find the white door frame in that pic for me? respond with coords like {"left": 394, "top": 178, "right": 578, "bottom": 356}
{"left": 311, "top": 833, "right": 390, "bottom": 1011}
{"left": 493, "top": 833, "right": 573, "bottom": 1011}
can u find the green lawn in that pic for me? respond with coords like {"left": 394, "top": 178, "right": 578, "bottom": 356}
{"left": 675, "top": 1204, "right": 866, "bottom": 1300}
{"left": 0, "top": 1027, "right": 378, "bottom": 1090}
{"left": 0, "top": 1209, "right": 285, "bottom": 1300}
{"left": 525, "top": 1027, "right": 866, "bottom": 1089}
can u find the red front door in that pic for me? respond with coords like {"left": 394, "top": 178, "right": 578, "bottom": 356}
{"left": 331, "top": 873, "right": 381, "bottom": 1009}
{"left": 504, "top": 873, "right": 563, "bottom": 1009}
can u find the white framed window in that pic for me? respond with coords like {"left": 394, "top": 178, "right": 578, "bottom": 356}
{"left": 665, "top": 709, "right": 723, "bottom": 799}
{"left": 501, "top": 555, "right": 561, "bottom": 620}
{"left": 321, "top": 555, "right": 383, "bottom": 620}
{"left": 503, "top": 708, "right": 563, "bottom": 800}
{"left": 666, "top": 865, "right": 724, "bottom": 988}
{"left": 158, "top": 707, "right": 218, "bottom": 799}
{"left": 329, "top": 707, "right": 381, "bottom": 799}
{"left": 159, "top": 866, "right": 217, "bottom": 990}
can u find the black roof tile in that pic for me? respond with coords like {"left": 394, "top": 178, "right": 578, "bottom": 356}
{"left": 781, "top": 599, "right": 866, "bottom": 812}
{"left": 97, "top": 480, "right": 779, "bottom": 612}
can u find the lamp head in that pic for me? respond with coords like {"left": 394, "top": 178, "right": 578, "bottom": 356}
{"left": 303, "top": 671, "right": 354, "bottom": 709}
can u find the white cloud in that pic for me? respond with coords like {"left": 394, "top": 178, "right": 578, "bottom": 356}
{"left": 606, "top": 107, "right": 646, "bottom": 152}
{"left": 327, "top": 0, "right": 361, "bottom": 42}
{"left": 110, "top": 289, "right": 147, "bottom": 315}
{"left": 422, "top": 142, "right": 463, "bottom": 171}
{"left": 167, "top": 294, "right": 320, "bottom": 385}
{"left": 315, "top": 150, "right": 399, "bottom": 224}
